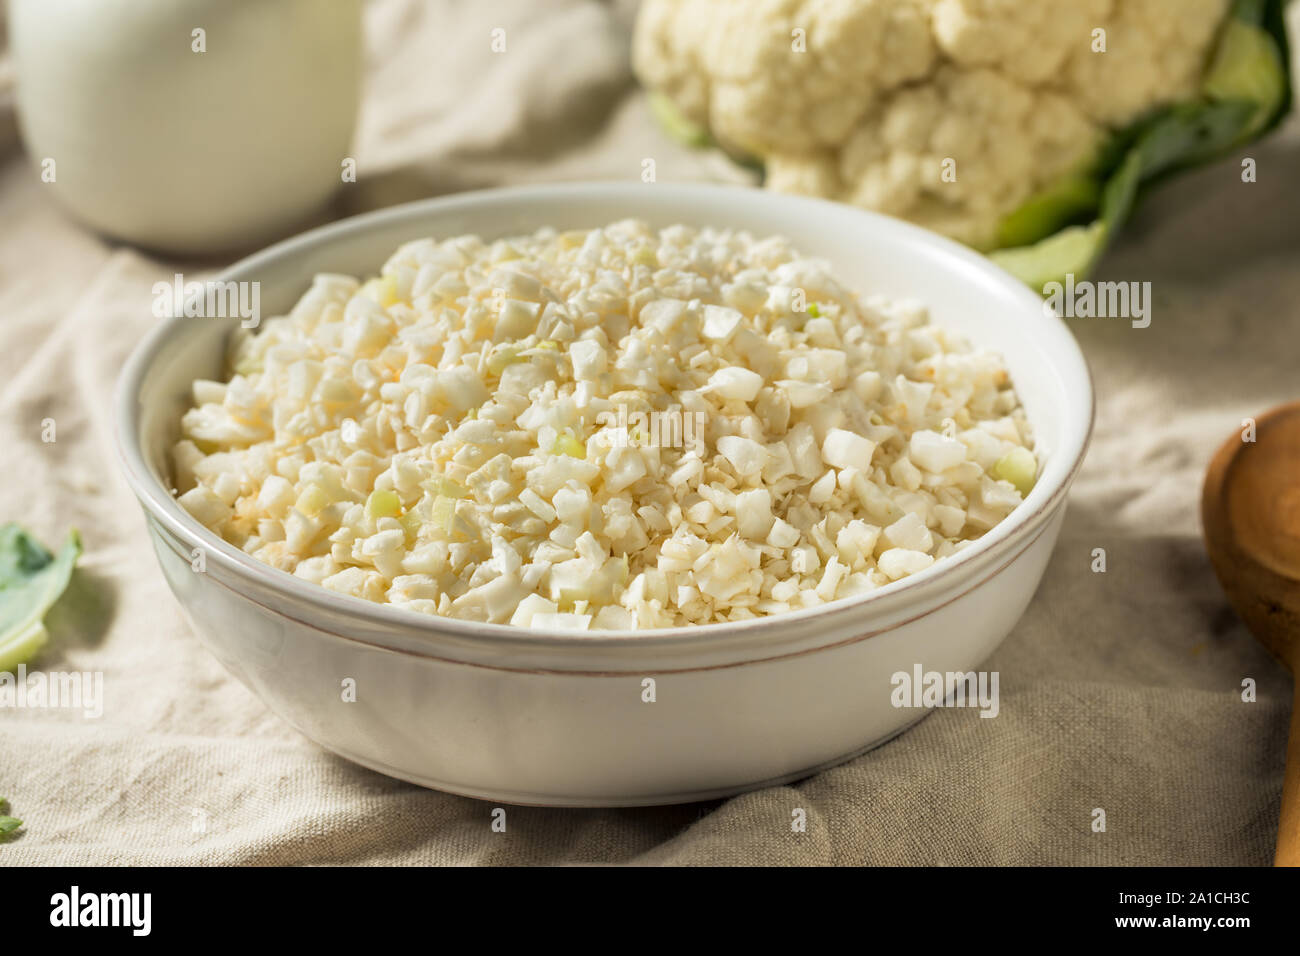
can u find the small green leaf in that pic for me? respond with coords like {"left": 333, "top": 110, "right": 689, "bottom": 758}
{"left": 0, "top": 797, "right": 21, "bottom": 837}
{"left": 989, "top": 221, "right": 1109, "bottom": 292}
{"left": 995, "top": 173, "right": 1102, "bottom": 250}
{"left": 1203, "top": 5, "right": 1289, "bottom": 139}
{"left": 0, "top": 525, "right": 82, "bottom": 673}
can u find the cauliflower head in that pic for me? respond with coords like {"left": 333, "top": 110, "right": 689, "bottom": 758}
{"left": 634, "top": 0, "right": 1232, "bottom": 249}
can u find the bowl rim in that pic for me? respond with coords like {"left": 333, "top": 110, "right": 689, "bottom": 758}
{"left": 114, "top": 181, "right": 1094, "bottom": 655}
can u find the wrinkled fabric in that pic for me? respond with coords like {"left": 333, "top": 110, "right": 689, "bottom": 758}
{"left": 0, "top": 0, "right": 1296, "bottom": 865}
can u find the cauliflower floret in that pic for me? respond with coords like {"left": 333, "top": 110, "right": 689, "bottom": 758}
{"left": 836, "top": 67, "right": 1102, "bottom": 247}
{"left": 1063, "top": 0, "right": 1231, "bottom": 126}
{"left": 930, "top": 0, "right": 1112, "bottom": 86}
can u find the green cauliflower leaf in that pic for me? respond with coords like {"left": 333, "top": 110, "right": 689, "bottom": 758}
{"left": 0, "top": 524, "right": 82, "bottom": 673}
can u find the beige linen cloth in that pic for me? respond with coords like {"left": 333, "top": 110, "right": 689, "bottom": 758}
{"left": 1, "top": 0, "right": 1297, "bottom": 866}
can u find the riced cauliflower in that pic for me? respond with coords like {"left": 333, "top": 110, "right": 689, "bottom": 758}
{"left": 173, "top": 220, "right": 1037, "bottom": 630}
{"left": 634, "top": 0, "right": 1291, "bottom": 280}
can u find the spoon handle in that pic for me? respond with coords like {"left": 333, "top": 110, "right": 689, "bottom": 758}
{"left": 1279, "top": 678, "right": 1300, "bottom": 866}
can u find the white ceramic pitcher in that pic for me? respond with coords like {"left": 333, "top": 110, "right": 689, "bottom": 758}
{"left": 9, "top": 0, "right": 363, "bottom": 255}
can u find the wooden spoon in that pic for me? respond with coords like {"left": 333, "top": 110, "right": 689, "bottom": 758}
{"left": 1202, "top": 401, "right": 1300, "bottom": 866}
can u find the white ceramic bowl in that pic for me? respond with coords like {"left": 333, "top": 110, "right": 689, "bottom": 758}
{"left": 115, "top": 183, "right": 1093, "bottom": 806}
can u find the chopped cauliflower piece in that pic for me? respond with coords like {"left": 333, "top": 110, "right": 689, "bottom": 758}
{"left": 821, "top": 428, "right": 876, "bottom": 472}
{"left": 909, "top": 429, "right": 968, "bottom": 473}
{"left": 878, "top": 548, "right": 937, "bottom": 580}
